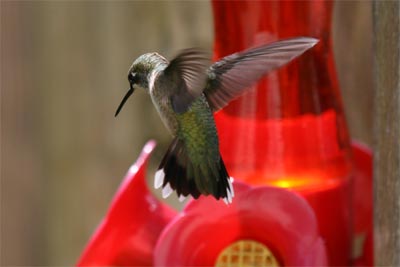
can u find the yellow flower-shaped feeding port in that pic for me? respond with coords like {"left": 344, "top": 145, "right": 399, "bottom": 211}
{"left": 215, "top": 240, "right": 280, "bottom": 267}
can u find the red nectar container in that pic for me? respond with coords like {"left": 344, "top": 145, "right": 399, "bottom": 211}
{"left": 212, "top": 1, "right": 353, "bottom": 265}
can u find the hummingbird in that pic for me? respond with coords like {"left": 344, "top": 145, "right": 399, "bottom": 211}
{"left": 115, "top": 37, "right": 318, "bottom": 204}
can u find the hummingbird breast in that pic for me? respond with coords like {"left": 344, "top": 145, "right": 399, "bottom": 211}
{"left": 150, "top": 88, "right": 179, "bottom": 135}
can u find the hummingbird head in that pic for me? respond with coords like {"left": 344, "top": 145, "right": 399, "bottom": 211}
{"left": 115, "top": 52, "right": 168, "bottom": 117}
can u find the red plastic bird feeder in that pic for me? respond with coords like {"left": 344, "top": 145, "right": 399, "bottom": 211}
{"left": 212, "top": 1, "right": 373, "bottom": 266}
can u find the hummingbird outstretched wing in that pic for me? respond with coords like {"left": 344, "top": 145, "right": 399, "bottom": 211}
{"left": 204, "top": 37, "right": 318, "bottom": 112}
{"left": 160, "top": 48, "right": 210, "bottom": 113}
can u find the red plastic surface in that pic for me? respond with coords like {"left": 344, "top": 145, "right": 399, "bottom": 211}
{"left": 212, "top": 1, "right": 354, "bottom": 265}
{"left": 76, "top": 142, "right": 371, "bottom": 267}
{"left": 154, "top": 182, "right": 327, "bottom": 266}
{"left": 77, "top": 141, "right": 177, "bottom": 266}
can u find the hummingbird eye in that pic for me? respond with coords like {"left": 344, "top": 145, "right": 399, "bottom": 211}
{"left": 128, "top": 72, "right": 137, "bottom": 84}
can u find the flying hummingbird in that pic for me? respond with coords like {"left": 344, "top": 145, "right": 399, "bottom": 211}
{"left": 115, "top": 37, "right": 318, "bottom": 204}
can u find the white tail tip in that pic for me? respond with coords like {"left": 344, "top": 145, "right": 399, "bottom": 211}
{"left": 222, "top": 177, "right": 234, "bottom": 205}
{"left": 154, "top": 169, "right": 165, "bottom": 189}
{"left": 162, "top": 183, "right": 173, "bottom": 199}
{"left": 178, "top": 195, "right": 187, "bottom": 202}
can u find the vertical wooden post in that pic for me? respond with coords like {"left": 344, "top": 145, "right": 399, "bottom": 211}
{"left": 373, "top": 1, "right": 400, "bottom": 265}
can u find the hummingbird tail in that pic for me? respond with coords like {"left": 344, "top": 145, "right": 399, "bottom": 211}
{"left": 154, "top": 137, "right": 234, "bottom": 203}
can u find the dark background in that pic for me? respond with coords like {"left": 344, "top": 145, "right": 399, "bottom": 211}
{"left": 1, "top": 1, "right": 372, "bottom": 265}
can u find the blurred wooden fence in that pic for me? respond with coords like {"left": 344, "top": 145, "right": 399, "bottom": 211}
{"left": 373, "top": 1, "right": 400, "bottom": 265}
{"left": 1, "top": 2, "right": 212, "bottom": 265}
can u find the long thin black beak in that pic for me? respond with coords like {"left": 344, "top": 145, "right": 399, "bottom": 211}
{"left": 115, "top": 85, "right": 134, "bottom": 117}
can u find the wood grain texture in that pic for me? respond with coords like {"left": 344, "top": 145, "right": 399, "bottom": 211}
{"left": 373, "top": 1, "right": 400, "bottom": 265}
